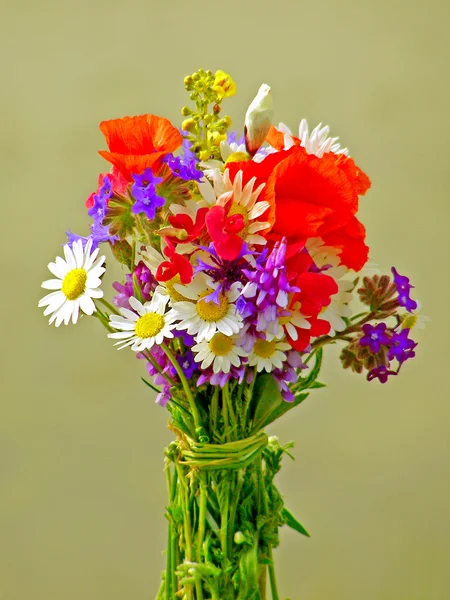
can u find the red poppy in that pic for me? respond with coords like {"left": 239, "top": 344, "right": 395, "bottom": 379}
{"left": 228, "top": 144, "right": 370, "bottom": 271}
{"left": 98, "top": 114, "right": 183, "bottom": 181}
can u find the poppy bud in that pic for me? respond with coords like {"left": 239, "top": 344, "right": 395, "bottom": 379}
{"left": 244, "top": 83, "right": 273, "bottom": 156}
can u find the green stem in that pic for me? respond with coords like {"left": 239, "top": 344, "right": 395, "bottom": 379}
{"left": 267, "top": 545, "right": 280, "bottom": 600}
{"left": 210, "top": 386, "right": 219, "bottom": 437}
{"left": 97, "top": 297, "right": 120, "bottom": 315}
{"left": 195, "top": 473, "right": 207, "bottom": 600}
{"left": 223, "top": 382, "right": 237, "bottom": 439}
{"left": 161, "top": 343, "right": 202, "bottom": 431}
{"left": 222, "top": 386, "right": 230, "bottom": 443}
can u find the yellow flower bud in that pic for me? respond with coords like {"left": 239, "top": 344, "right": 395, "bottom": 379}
{"left": 244, "top": 83, "right": 273, "bottom": 156}
{"left": 199, "top": 150, "right": 211, "bottom": 161}
{"left": 212, "top": 70, "right": 237, "bottom": 100}
{"left": 181, "top": 118, "right": 196, "bottom": 132}
{"left": 181, "top": 106, "right": 192, "bottom": 116}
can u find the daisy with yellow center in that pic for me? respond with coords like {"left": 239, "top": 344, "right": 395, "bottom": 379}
{"left": 172, "top": 274, "right": 243, "bottom": 342}
{"left": 192, "top": 332, "right": 247, "bottom": 374}
{"left": 38, "top": 239, "right": 105, "bottom": 327}
{"left": 248, "top": 338, "right": 292, "bottom": 373}
{"left": 108, "top": 293, "right": 176, "bottom": 352}
{"left": 198, "top": 169, "right": 270, "bottom": 246}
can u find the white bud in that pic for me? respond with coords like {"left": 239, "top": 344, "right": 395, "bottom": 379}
{"left": 244, "top": 83, "right": 273, "bottom": 157}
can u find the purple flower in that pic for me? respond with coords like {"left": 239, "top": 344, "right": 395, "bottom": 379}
{"left": 392, "top": 267, "right": 418, "bottom": 312}
{"left": 197, "top": 365, "right": 246, "bottom": 387}
{"left": 367, "top": 365, "right": 397, "bottom": 383}
{"left": 176, "top": 350, "right": 197, "bottom": 378}
{"left": 359, "top": 323, "right": 391, "bottom": 353}
{"left": 164, "top": 138, "right": 203, "bottom": 182}
{"left": 112, "top": 262, "right": 155, "bottom": 309}
{"left": 155, "top": 382, "right": 172, "bottom": 408}
{"left": 87, "top": 175, "right": 113, "bottom": 222}
{"left": 237, "top": 238, "right": 299, "bottom": 338}
{"left": 195, "top": 242, "right": 253, "bottom": 304}
{"left": 90, "top": 221, "right": 118, "bottom": 246}
{"left": 131, "top": 168, "right": 165, "bottom": 220}
{"left": 388, "top": 328, "right": 417, "bottom": 364}
{"left": 273, "top": 350, "right": 307, "bottom": 402}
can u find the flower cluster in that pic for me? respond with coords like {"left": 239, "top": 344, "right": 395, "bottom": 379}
{"left": 39, "top": 68, "right": 423, "bottom": 410}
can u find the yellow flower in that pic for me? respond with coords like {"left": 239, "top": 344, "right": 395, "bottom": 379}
{"left": 212, "top": 70, "right": 237, "bottom": 100}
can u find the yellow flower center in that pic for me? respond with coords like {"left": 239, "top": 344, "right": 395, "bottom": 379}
{"left": 61, "top": 268, "right": 87, "bottom": 300}
{"left": 227, "top": 202, "right": 249, "bottom": 239}
{"left": 166, "top": 275, "right": 190, "bottom": 303}
{"left": 253, "top": 339, "right": 277, "bottom": 359}
{"left": 196, "top": 291, "right": 229, "bottom": 322}
{"left": 135, "top": 312, "right": 165, "bottom": 339}
{"left": 208, "top": 332, "right": 234, "bottom": 356}
{"left": 225, "top": 151, "right": 250, "bottom": 164}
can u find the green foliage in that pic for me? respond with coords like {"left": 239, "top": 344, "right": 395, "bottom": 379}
{"left": 281, "top": 507, "right": 310, "bottom": 537}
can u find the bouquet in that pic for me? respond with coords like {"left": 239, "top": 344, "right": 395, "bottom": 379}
{"left": 39, "top": 69, "right": 421, "bottom": 599}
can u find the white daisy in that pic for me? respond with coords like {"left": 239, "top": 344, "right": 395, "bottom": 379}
{"left": 198, "top": 169, "right": 270, "bottom": 246}
{"left": 172, "top": 274, "right": 243, "bottom": 342}
{"left": 38, "top": 239, "right": 105, "bottom": 327}
{"left": 248, "top": 338, "right": 291, "bottom": 373}
{"left": 275, "top": 119, "right": 349, "bottom": 158}
{"left": 192, "top": 332, "right": 247, "bottom": 374}
{"left": 108, "top": 293, "right": 176, "bottom": 351}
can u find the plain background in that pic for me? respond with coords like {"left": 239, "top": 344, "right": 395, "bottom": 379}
{"left": 2, "top": 0, "right": 449, "bottom": 598}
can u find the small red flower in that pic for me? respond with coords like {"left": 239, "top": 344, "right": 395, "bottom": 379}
{"left": 155, "top": 239, "right": 193, "bottom": 284}
{"left": 98, "top": 114, "right": 183, "bottom": 181}
{"left": 205, "top": 205, "right": 246, "bottom": 261}
{"left": 158, "top": 208, "right": 209, "bottom": 245}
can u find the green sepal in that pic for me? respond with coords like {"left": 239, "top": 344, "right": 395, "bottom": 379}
{"left": 108, "top": 239, "right": 133, "bottom": 269}
{"left": 281, "top": 507, "right": 310, "bottom": 537}
{"left": 103, "top": 193, "right": 136, "bottom": 239}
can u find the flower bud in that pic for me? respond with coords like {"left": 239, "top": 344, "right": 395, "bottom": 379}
{"left": 244, "top": 83, "right": 273, "bottom": 157}
{"left": 181, "top": 118, "right": 196, "bottom": 133}
{"left": 234, "top": 531, "right": 246, "bottom": 545}
{"left": 181, "top": 106, "right": 192, "bottom": 116}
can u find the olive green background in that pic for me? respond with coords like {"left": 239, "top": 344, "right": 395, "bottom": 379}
{"left": 2, "top": 0, "right": 449, "bottom": 598}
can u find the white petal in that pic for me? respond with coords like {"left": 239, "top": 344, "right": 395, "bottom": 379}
{"left": 79, "top": 294, "right": 95, "bottom": 315}
{"left": 63, "top": 244, "right": 76, "bottom": 269}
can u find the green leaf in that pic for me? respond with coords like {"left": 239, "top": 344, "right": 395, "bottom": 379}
{"left": 141, "top": 377, "right": 160, "bottom": 394}
{"left": 309, "top": 381, "right": 326, "bottom": 389}
{"left": 281, "top": 507, "right": 310, "bottom": 537}
{"left": 250, "top": 372, "right": 310, "bottom": 432}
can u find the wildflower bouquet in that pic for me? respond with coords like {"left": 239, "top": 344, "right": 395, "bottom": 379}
{"left": 39, "top": 69, "right": 421, "bottom": 599}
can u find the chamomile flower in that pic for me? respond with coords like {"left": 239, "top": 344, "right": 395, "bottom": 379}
{"left": 278, "top": 119, "right": 349, "bottom": 157}
{"left": 172, "top": 274, "right": 243, "bottom": 342}
{"left": 108, "top": 293, "right": 176, "bottom": 351}
{"left": 192, "top": 332, "right": 247, "bottom": 374}
{"left": 39, "top": 239, "right": 105, "bottom": 326}
{"left": 248, "top": 338, "right": 291, "bottom": 373}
